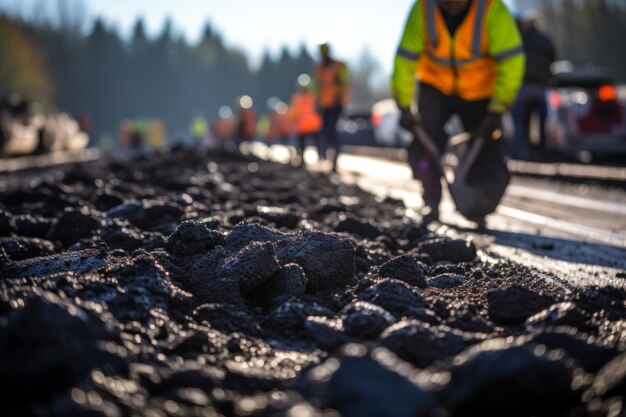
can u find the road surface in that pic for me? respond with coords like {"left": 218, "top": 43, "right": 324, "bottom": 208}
{"left": 2, "top": 146, "right": 625, "bottom": 288}
{"left": 246, "top": 143, "right": 626, "bottom": 289}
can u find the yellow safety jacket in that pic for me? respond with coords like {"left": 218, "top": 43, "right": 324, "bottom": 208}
{"left": 392, "top": 0, "right": 525, "bottom": 113}
{"left": 315, "top": 59, "right": 349, "bottom": 109}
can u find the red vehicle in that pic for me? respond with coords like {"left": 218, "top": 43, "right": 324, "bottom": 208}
{"left": 545, "top": 63, "right": 626, "bottom": 161}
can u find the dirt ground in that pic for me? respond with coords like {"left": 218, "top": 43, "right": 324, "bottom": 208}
{"left": 1, "top": 147, "right": 625, "bottom": 417}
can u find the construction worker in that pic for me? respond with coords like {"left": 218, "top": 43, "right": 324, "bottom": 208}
{"left": 117, "top": 119, "right": 132, "bottom": 149}
{"left": 511, "top": 10, "right": 556, "bottom": 161}
{"left": 129, "top": 119, "right": 147, "bottom": 150}
{"left": 147, "top": 119, "right": 166, "bottom": 148}
{"left": 392, "top": 0, "right": 525, "bottom": 222}
{"left": 289, "top": 74, "right": 322, "bottom": 167}
{"left": 212, "top": 106, "right": 236, "bottom": 147}
{"left": 236, "top": 95, "right": 257, "bottom": 145}
{"left": 315, "top": 42, "right": 349, "bottom": 172}
{"left": 190, "top": 113, "right": 208, "bottom": 145}
{"left": 263, "top": 98, "right": 293, "bottom": 144}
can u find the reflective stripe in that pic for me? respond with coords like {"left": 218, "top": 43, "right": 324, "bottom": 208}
{"left": 472, "top": 0, "right": 488, "bottom": 58}
{"left": 458, "top": 56, "right": 480, "bottom": 64}
{"left": 397, "top": 47, "right": 421, "bottom": 61}
{"left": 425, "top": 0, "right": 438, "bottom": 48}
{"left": 426, "top": 52, "right": 480, "bottom": 67}
{"left": 426, "top": 52, "right": 451, "bottom": 66}
{"left": 493, "top": 45, "right": 524, "bottom": 61}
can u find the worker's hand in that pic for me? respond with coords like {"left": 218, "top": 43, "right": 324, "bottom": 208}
{"left": 399, "top": 107, "right": 420, "bottom": 132}
{"left": 477, "top": 111, "right": 502, "bottom": 140}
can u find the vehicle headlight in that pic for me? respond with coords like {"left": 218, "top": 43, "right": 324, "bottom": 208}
{"left": 570, "top": 90, "right": 589, "bottom": 105}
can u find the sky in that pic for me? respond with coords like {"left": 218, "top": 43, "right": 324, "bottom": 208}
{"left": 79, "top": 0, "right": 419, "bottom": 74}
{"left": 1, "top": 0, "right": 413, "bottom": 75}
{"left": 1, "top": 0, "right": 516, "bottom": 75}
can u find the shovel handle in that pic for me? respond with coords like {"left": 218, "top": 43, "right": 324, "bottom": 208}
{"left": 412, "top": 125, "right": 444, "bottom": 170}
{"left": 457, "top": 135, "right": 485, "bottom": 182}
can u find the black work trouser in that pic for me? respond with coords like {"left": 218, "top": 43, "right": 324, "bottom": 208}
{"left": 320, "top": 105, "right": 343, "bottom": 160}
{"left": 296, "top": 132, "right": 319, "bottom": 161}
{"left": 408, "top": 83, "right": 489, "bottom": 207}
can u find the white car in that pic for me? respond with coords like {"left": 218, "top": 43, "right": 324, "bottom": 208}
{"left": 370, "top": 99, "right": 413, "bottom": 147}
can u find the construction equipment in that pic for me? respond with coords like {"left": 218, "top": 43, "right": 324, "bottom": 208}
{"left": 413, "top": 125, "right": 510, "bottom": 222}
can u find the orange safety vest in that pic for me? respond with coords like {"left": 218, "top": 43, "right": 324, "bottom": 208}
{"left": 419, "top": 0, "right": 496, "bottom": 101}
{"left": 214, "top": 117, "right": 235, "bottom": 142}
{"left": 289, "top": 90, "right": 322, "bottom": 135}
{"left": 315, "top": 60, "right": 349, "bottom": 109}
{"left": 238, "top": 108, "right": 257, "bottom": 139}
{"left": 266, "top": 111, "right": 294, "bottom": 140}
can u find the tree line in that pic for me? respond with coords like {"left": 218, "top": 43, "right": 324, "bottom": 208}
{"left": 3, "top": 0, "right": 626, "bottom": 142}
{"left": 0, "top": 9, "right": 387, "bottom": 141}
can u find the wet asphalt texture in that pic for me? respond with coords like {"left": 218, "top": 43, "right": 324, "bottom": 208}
{"left": 1, "top": 147, "right": 625, "bottom": 417}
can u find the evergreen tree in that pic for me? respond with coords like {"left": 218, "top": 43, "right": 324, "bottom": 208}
{"left": 1, "top": 2, "right": 392, "bottom": 139}
{"left": 0, "top": 15, "right": 53, "bottom": 106}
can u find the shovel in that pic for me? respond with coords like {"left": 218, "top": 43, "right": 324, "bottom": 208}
{"left": 412, "top": 125, "right": 509, "bottom": 222}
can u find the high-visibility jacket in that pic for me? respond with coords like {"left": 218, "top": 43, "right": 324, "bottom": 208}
{"left": 265, "top": 110, "right": 294, "bottom": 140}
{"left": 392, "top": 0, "right": 525, "bottom": 113}
{"left": 213, "top": 117, "right": 235, "bottom": 142}
{"left": 147, "top": 119, "right": 165, "bottom": 147}
{"left": 238, "top": 108, "right": 257, "bottom": 139}
{"left": 315, "top": 59, "right": 349, "bottom": 109}
{"left": 190, "top": 116, "right": 208, "bottom": 140}
{"left": 289, "top": 90, "right": 322, "bottom": 135}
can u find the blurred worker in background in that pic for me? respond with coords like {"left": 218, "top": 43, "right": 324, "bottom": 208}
{"left": 392, "top": 0, "right": 525, "bottom": 221}
{"left": 117, "top": 119, "right": 133, "bottom": 149}
{"left": 129, "top": 119, "right": 147, "bottom": 151}
{"left": 262, "top": 97, "right": 292, "bottom": 144}
{"left": 147, "top": 119, "right": 166, "bottom": 148}
{"left": 511, "top": 10, "right": 556, "bottom": 161}
{"left": 289, "top": 74, "right": 322, "bottom": 167}
{"left": 259, "top": 98, "right": 293, "bottom": 160}
{"left": 190, "top": 113, "right": 209, "bottom": 146}
{"left": 315, "top": 42, "right": 349, "bottom": 172}
{"left": 236, "top": 95, "right": 257, "bottom": 146}
{"left": 212, "top": 106, "right": 236, "bottom": 149}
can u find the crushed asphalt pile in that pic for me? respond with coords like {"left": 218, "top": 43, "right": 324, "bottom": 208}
{"left": 1, "top": 147, "right": 625, "bottom": 417}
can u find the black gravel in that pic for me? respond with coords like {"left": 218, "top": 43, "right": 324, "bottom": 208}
{"left": 1, "top": 147, "right": 625, "bottom": 417}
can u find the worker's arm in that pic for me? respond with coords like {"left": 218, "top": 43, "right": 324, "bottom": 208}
{"left": 486, "top": 0, "right": 526, "bottom": 113}
{"left": 391, "top": 1, "right": 425, "bottom": 109}
{"left": 314, "top": 64, "right": 322, "bottom": 97}
{"left": 338, "top": 62, "right": 350, "bottom": 103}
{"left": 339, "top": 62, "right": 349, "bottom": 87}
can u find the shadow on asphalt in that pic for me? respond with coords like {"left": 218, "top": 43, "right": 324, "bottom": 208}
{"left": 443, "top": 222, "right": 626, "bottom": 271}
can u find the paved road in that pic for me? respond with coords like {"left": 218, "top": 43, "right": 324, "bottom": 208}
{"left": 247, "top": 143, "right": 626, "bottom": 288}
{"left": 3, "top": 146, "right": 625, "bottom": 288}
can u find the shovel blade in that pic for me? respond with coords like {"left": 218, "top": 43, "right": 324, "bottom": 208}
{"left": 449, "top": 137, "right": 510, "bottom": 221}
{"left": 450, "top": 180, "right": 506, "bottom": 221}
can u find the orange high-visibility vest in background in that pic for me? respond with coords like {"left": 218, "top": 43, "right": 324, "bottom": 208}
{"left": 289, "top": 90, "right": 322, "bottom": 135}
{"left": 266, "top": 110, "right": 294, "bottom": 140}
{"left": 419, "top": 0, "right": 496, "bottom": 101}
{"left": 315, "top": 60, "right": 349, "bottom": 109}
{"left": 238, "top": 108, "right": 257, "bottom": 139}
{"left": 214, "top": 117, "right": 235, "bottom": 142}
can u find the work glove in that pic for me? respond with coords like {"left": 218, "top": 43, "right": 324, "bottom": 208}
{"left": 477, "top": 111, "right": 502, "bottom": 140}
{"left": 399, "top": 107, "right": 420, "bottom": 132}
